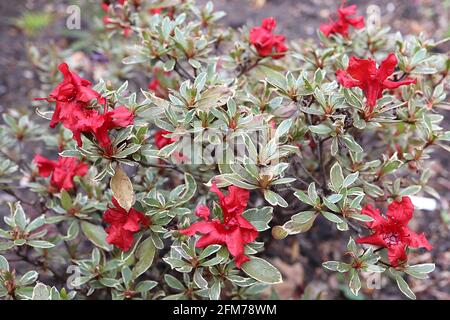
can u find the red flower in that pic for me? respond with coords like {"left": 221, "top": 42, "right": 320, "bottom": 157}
{"left": 249, "top": 17, "right": 288, "bottom": 60}
{"left": 179, "top": 184, "right": 258, "bottom": 268}
{"left": 37, "top": 63, "right": 134, "bottom": 152}
{"left": 336, "top": 53, "right": 416, "bottom": 113}
{"left": 320, "top": 2, "right": 364, "bottom": 37}
{"left": 154, "top": 130, "right": 174, "bottom": 149}
{"left": 36, "top": 63, "right": 104, "bottom": 129}
{"left": 356, "top": 196, "right": 432, "bottom": 266}
{"left": 34, "top": 154, "right": 88, "bottom": 192}
{"left": 103, "top": 197, "right": 150, "bottom": 251}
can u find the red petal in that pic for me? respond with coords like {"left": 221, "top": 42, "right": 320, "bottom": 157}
{"left": 225, "top": 227, "right": 247, "bottom": 268}
{"left": 261, "top": 17, "right": 276, "bottom": 32}
{"left": 377, "top": 53, "right": 397, "bottom": 81}
{"left": 123, "top": 210, "right": 142, "bottom": 232}
{"left": 179, "top": 220, "right": 217, "bottom": 236}
{"left": 319, "top": 23, "right": 333, "bottom": 37}
{"left": 386, "top": 196, "right": 414, "bottom": 224}
{"left": 347, "top": 16, "right": 364, "bottom": 29}
{"left": 105, "top": 224, "right": 134, "bottom": 251}
{"left": 360, "top": 204, "right": 385, "bottom": 229}
{"left": 405, "top": 228, "right": 432, "bottom": 250}
{"left": 387, "top": 243, "right": 407, "bottom": 266}
{"left": 356, "top": 233, "right": 386, "bottom": 247}
{"left": 382, "top": 78, "right": 416, "bottom": 90}
{"left": 195, "top": 205, "right": 210, "bottom": 221}
{"left": 336, "top": 69, "right": 361, "bottom": 88}
{"left": 34, "top": 154, "right": 56, "bottom": 177}
{"left": 347, "top": 56, "right": 377, "bottom": 82}
{"left": 210, "top": 182, "right": 225, "bottom": 201}
{"left": 103, "top": 207, "right": 126, "bottom": 225}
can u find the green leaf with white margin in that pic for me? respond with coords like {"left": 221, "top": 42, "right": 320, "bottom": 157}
{"left": 293, "top": 189, "right": 315, "bottom": 206}
{"left": 25, "top": 215, "right": 46, "bottom": 233}
{"left": 349, "top": 269, "right": 361, "bottom": 296}
{"left": 193, "top": 269, "right": 208, "bottom": 289}
{"left": 330, "top": 162, "right": 344, "bottom": 191}
{"left": 136, "top": 280, "right": 158, "bottom": 293}
{"left": 343, "top": 172, "right": 359, "bottom": 188}
{"left": 322, "top": 261, "right": 351, "bottom": 273}
{"left": 209, "top": 280, "right": 221, "bottom": 300}
{"left": 80, "top": 221, "right": 112, "bottom": 251}
{"left": 13, "top": 203, "right": 28, "bottom": 230}
{"left": 0, "top": 255, "right": 9, "bottom": 271}
{"left": 19, "top": 270, "right": 39, "bottom": 286}
{"left": 27, "top": 240, "right": 55, "bottom": 249}
{"left": 399, "top": 185, "right": 422, "bottom": 196}
{"left": 275, "top": 119, "right": 292, "bottom": 138}
{"left": 177, "top": 173, "right": 197, "bottom": 205}
{"left": 292, "top": 211, "right": 316, "bottom": 224}
{"left": 32, "top": 283, "right": 50, "bottom": 300}
{"left": 309, "top": 124, "right": 332, "bottom": 135}
{"left": 263, "top": 189, "right": 288, "bottom": 207}
{"left": 242, "top": 207, "right": 273, "bottom": 231}
{"left": 342, "top": 135, "right": 363, "bottom": 153}
{"left": 322, "top": 211, "right": 343, "bottom": 223}
{"left": 164, "top": 274, "right": 185, "bottom": 291}
{"left": 395, "top": 274, "right": 416, "bottom": 300}
{"left": 132, "top": 237, "right": 156, "bottom": 279}
{"left": 60, "top": 190, "right": 73, "bottom": 211}
{"left": 405, "top": 263, "right": 435, "bottom": 279}
{"left": 241, "top": 257, "right": 282, "bottom": 284}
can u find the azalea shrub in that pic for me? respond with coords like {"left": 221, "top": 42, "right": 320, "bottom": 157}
{"left": 0, "top": 0, "right": 449, "bottom": 300}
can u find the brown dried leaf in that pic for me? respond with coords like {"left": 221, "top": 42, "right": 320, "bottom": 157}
{"left": 110, "top": 165, "right": 135, "bottom": 211}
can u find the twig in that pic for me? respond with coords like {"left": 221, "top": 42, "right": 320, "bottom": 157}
{"left": 318, "top": 139, "right": 328, "bottom": 188}
{"left": 174, "top": 61, "right": 195, "bottom": 82}
{"left": 236, "top": 58, "right": 261, "bottom": 78}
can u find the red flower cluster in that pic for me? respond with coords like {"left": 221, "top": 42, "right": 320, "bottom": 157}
{"left": 249, "top": 17, "right": 287, "bottom": 60}
{"left": 154, "top": 130, "right": 174, "bottom": 149}
{"left": 103, "top": 197, "right": 150, "bottom": 251}
{"left": 34, "top": 154, "right": 88, "bottom": 192}
{"left": 37, "top": 63, "right": 134, "bottom": 154}
{"left": 357, "top": 196, "right": 432, "bottom": 266}
{"left": 336, "top": 53, "right": 416, "bottom": 113}
{"left": 179, "top": 184, "right": 258, "bottom": 268}
{"left": 320, "top": 2, "right": 364, "bottom": 37}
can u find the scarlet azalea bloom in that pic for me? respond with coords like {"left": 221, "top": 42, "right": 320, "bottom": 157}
{"left": 336, "top": 53, "right": 416, "bottom": 113}
{"left": 36, "top": 63, "right": 104, "bottom": 128}
{"left": 320, "top": 2, "right": 364, "bottom": 37}
{"left": 179, "top": 184, "right": 258, "bottom": 268}
{"left": 249, "top": 17, "right": 288, "bottom": 60}
{"left": 356, "top": 196, "right": 432, "bottom": 266}
{"left": 103, "top": 198, "right": 150, "bottom": 251}
{"left": 154, "top": 130, "right": 174, "bottom": 149}
{"left": 34, "top": 154, "right": 89, "bottom": 192}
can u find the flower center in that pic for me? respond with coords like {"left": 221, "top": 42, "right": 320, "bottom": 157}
{"left": 383, "top": 232, "right": 399, "bottom": 246}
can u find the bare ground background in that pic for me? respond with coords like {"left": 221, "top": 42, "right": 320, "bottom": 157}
{"left": 0, "top": 0, "right": 449, "bottom": 299}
